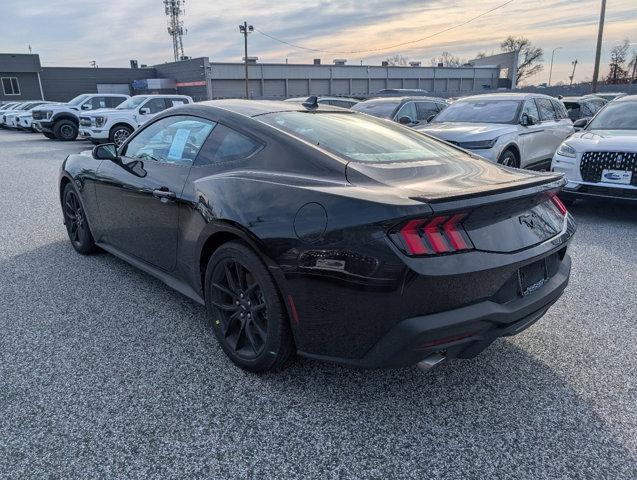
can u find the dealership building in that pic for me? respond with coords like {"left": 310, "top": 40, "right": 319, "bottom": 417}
{"left": 1, "top": 52, "right": 513, "bottom": 104}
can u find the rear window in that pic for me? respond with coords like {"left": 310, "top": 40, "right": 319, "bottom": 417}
{"left": 257, "top": 111, "right": 461, "bottom": 163}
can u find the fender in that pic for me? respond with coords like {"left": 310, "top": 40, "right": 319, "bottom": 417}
{"left": 51, "top": 112, "right": 80, "bottom": 124}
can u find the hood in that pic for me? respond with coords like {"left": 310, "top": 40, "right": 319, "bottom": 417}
{"left": 565, "top": 130, "right": 637, "bottom": 151}
{"left": 345, "top": 153, "right": 562, "bottom": 202}
{"left": 417, "top": 122, "right": 516, "bottom": 142}
{"left": 33, "top": 103, "right": 70, "bottom": 112}
{"left": 80, "top": 108, "right": 128, "bottom": 117}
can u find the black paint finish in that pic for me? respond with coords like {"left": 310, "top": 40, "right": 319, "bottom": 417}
{"left": 59, "top": 100, "right": 575, "bottom": 368}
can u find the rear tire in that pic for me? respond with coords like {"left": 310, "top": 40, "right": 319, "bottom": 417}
{"left": 54, "top": 120, "right": 78, "bottom": 141}
{"left": 62, "top": 183, "right": 98, "bottom": 255}
{"left": 43, "top": 132, "right": 56, "bottom": 140}
{"left": 205, "top": 241, "right": 294, "bottom": 372}
{"left": 498, "top": 149, "right": 520, "bottom": 168}
{"left": 109, "top": 125, "right": 133, "bottom": 147}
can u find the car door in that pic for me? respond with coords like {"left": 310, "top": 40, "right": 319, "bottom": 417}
{"left": 517, "top": 99, "right": 545, "bottom": 166}
{"left": 94, "top": 114, "right": 216, "bottom": 271}
{"left": 136, "top": 97, "right": 170, "bottom": 126}
{"left": 550, "top": 99, "right": 575, "bottom": 144}
{"left": 534, "top": 97, "right": 563, "bottom": 162}
{"left": 393, "top": 101, "right": 417, "bottom": 125}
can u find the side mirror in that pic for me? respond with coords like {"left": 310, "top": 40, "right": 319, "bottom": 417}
{"left": 81, "top": 103, "right": 92, "bottom": 110}
{"left": 426, "top": 114, "right": 436, "bottom": 123}
{"left": 92, "top": 143, "right": 119, "bottom": 161}
{"left": 398, "top": 116, "right": 413, "bottom": 125}
{"left": 139, "top": 107, "right": 151, "bottom": 115}
{"left": 521, "top": 113, "right": 536, "bottom": 126}
{"left": 573, "top": 118, "right": 588, "bottom": 129}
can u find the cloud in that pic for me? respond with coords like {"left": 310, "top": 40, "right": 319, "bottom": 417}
{"left": 2, "top": 0, "right": 636, "bottom": 85}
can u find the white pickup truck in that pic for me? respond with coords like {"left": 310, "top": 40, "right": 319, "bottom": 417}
{"left": 79, "top": 94, "right": 193, "bottom": 146}
{"left": 32, "top": 93, "right": 130, "bottom": 141}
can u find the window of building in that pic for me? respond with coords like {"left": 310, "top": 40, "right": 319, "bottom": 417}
{"left": 1, "top": 77, "right": 20, "bottom": 96}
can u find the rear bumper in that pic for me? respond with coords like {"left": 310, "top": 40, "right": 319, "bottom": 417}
{"left": 299, "top": 253, "right": 571, "bottom": 369}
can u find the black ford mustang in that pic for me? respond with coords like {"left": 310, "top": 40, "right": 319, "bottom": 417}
{"left": 58, "top": 99, "right": 575, "bottom": 372}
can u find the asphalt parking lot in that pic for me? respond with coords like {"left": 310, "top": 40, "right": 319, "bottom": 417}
{"left": 0, "top": 129, "right": 635, "bottom": 479}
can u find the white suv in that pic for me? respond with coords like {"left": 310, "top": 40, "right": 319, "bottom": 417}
{"left": 79, "top": 94, "right": 193, "bottom": 146}
{"left": 552, "top": 95, "right": 637, "bottom": 203}
{"left": 418, "top": 93, "right": 574, "bottom": 170}
{"left": 32, "top": 94, "right": 129, "bottom": 141}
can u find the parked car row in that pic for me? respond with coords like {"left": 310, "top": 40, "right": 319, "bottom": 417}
{"left": 1, "top": 93, "right": 194, "bottom": 146}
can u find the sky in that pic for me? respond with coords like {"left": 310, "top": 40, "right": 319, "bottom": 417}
{"left": 2, "top": 0, "right": 636, "bottom": 85}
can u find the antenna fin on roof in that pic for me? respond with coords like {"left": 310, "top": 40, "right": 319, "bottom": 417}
{"left": 302, "top": 95, "right": 319, "bottom": 110}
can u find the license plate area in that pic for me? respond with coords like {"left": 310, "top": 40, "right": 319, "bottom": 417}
{"left": 601, "top": 169, "right": 632, "bottom": 185}
{"left": 518, "top": 258, "right": 548, "bottom": 297}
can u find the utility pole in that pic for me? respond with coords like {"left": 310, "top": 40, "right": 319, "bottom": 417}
{"left": 548, "top": 47, "right": 562, "bottom": 86}
{"left": 569, "top": 60, "right": 578, "bottom": 86}
{"left": 591, "top": 0, "right": 606, "bottom": 93}
{"left": 239, "top": 21, "right": 253, "bottom": 99}
{"left": 632, "top": 54, "right": 637, "bottom": 83}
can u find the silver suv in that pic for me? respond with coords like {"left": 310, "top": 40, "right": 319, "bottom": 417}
{"left": 418, "top": 93, "right": 574, "bottom": 170}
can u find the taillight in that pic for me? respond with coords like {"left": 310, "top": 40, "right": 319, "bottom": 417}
{"left": 551, "top": 194, "right": 568, "bottom": 215}
{"left": 392, "top": 213, "right": 474, "bottom": 256}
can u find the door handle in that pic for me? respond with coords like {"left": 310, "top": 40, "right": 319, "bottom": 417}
{"left": 153, "top": 188, "right": 176, "bottom": 200}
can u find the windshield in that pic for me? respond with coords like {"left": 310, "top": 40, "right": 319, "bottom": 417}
{"left": 68, "top": 94, "right": 90, "bottom": 106}
{"left": 257, "top": 111, "right": 461, "bottom": 163}
{"left": 432, "top": 99, "right": 521, "bottom": 124}
{"left": 351, "top": 100, "right": 400, "bottom": 119}
{"left": 117, "top": 97, "right": 148, "bottom": 110}
{"left": 587, "top": 102, "right": 637, "bottom": 130}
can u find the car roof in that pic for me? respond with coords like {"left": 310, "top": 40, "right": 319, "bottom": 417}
{"left": 613, "top": 94, "right": 637, "bottom": 103}
{"left": 195, "top": 99, "right": 350, "bottom": 117}
{"left": 360, "top": 96, "right": 446, "bottom": 103}
{"left": 561, "top": 96, "right": 588, "bottom": 102}
{"left": 456, "top": 92, "right": 555, "bottom": 101}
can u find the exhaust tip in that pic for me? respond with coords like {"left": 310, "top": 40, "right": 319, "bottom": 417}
{"left": 416, "top": 352, "right": 446, "bottom": 372}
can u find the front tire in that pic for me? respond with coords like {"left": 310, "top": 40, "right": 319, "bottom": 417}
{"left": 54, "top": 120, "right": 79, "bottom": 141}
{"left": 205, "top": 241, "right": 294, "bottom": 372}
{"left": 109, "top": 125, "right": 133, "bottom": 147}
{"left": 498, "top": 149, "right": 520, "bottom": 168}
{"left": 62, "top": 183, "right": 98, "bottom": 255}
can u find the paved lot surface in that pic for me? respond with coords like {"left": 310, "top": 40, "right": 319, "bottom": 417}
{"left": 0, "top": 129, "right": 636, "bottom": 479}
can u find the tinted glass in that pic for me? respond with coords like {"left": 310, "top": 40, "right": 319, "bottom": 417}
{"left": 87, "top": 97, "right": 108, "bottom": 109}
{"left": 258, "top": 111, "right": 462, "bottom": 163}
{"left": 564, "top": 102, "right": 581, "bottom": 121}
{"left": 106, "top": 97, "right": 126, "bottom": 108}
{"left": 587, "top": 102, "right": 637, "bottom": 130}
{"left": 536, "top": 98, "right": 557, "bottom": 121}
{"left": 522, "top": 99, "right": 540, "bottom": 121}
{"left": 551, "top": 100, "right": 568, "bottom": 119}
{"left": 415, "top": 101, "right": 441, "bottom": 120}
{"left": 432, "top": 100, "right": 521, "bottom": 124}
{"left": 117, "top": 97, "right": 148, "bottom": 110}
{"left": 395, "top": 102, "right": 416, "bottom": 122}
{"left": 123, "top": 115, "right": 216, "bottom": 166}
{"left": 143, "top": 98, "right": 168, "bottom": 114}
{"left": 351, "top": 100, "right": 400, "bottom": 119}
{"left": 197, "top": 124, "right": 262, "bottom": 165}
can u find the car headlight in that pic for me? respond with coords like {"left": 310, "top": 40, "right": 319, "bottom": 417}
{"left": 557, "top": 143, "right": 577, "bottom": 158}
{"left": 95, "top": 116, "right": 106, "bottom": 127}
{"left": 456, "top": 138, "right": 497, "bottom": 150}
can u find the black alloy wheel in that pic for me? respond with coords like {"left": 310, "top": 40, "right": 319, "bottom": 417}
{"left": 54, "top": 120, "right": 78, "bottom": 141}
{"left": 62, "top": 183, "right": 97, "bottom": 254}
{"left": 205, "top": 242, "right": 294, "bottom": 372}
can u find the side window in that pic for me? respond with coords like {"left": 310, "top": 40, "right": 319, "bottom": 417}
{"left": 521, "top": 99, "right": 540, "bottom": 121}
{"left": 394, "top": 102, "right": 417, "bottom": 122}
{"left": 122, "top": 115, "right": 216, "bottom": 167}
{"left": 143, "top": 98, "right": 169, "bottom": 114}
{"left": 551, "top": 100, "right": 568, "bottom": 119}
{"left": 166, "top": 97, "right": 188, "bottom": 108}
{"left": 106, "top": 96, "right": 126, "bottom": 108}
{"left": 414, "top": 101, "right": 439, "bottom": 121}
{"left": 196, "top": 124, "right": 262, "bottom": 166}
{"left": 581, "top": 102, "right": 595, "bottom": 116}
{"left": 436, "top": 102, "right": 448, "bottom": 112}
{"left": 536, "top": 98, "right": 557, "bottom": 121}
{"left": 87, "top": 97, "right": 108, "bottom": 110}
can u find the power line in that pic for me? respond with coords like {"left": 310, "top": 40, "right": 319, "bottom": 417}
{"left": 255, "top": 0, "right": 516, "bottom": 56}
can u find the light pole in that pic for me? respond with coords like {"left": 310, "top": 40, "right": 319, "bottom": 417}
{"left": 592, "top": 0, "right": 607, "bottom": 93}
{"left": 548, "top": 47, "right": 562, "bottom": 86}
{"left": 239, "top": 21, "right": 254, "bottom": 99}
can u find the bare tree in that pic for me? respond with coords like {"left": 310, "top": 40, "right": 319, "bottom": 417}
{"left": 430, "top": 51, "right": 463, "bottom": 67}
{"left": 475, "top": 52, "right": 487, "bottom": 59}
{"left": 384, "top": 54, "right": 409, "bottom": 66}
{"left": 606, "top": 40, "right": 631, "bottom": 84}
{"left": 500, "top": 36, "right": 544, "bottom": 83}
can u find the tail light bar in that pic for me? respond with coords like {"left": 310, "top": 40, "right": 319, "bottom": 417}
{"left": 391, "top": 213, "right": 474, "bottom": 256}
{"left": 550, "top": 194, "right": 568, "bottom": 216}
